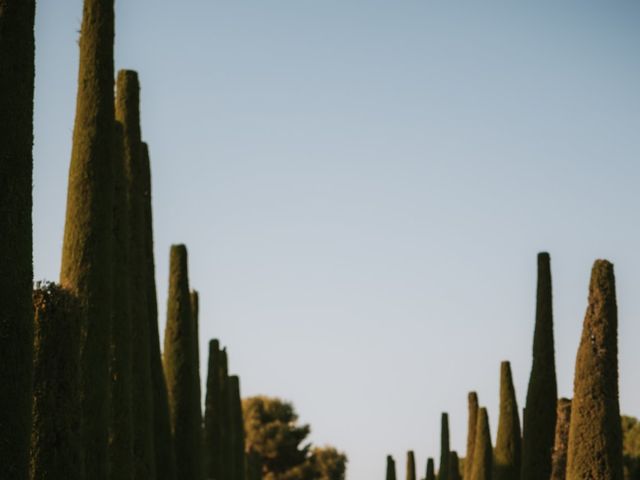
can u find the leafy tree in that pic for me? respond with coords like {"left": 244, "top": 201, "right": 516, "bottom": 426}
{"left": 621, "top": 416, "right": 640, "bottom": 480}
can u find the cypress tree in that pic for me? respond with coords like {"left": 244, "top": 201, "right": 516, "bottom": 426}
{"left": 30, "top": 284, "right": 82, "bottom": 480}
{"left": 386, "top": 455, "right": 397, "bottom": 480}
{"left": 449, "top": 452, "right": 461, "bottom": 480}
{"left": 494, "top": 361, "right": 521, "bottom": 480}
{"left": 228, "top": 375, "right": 246, "bottom": 480}
{"left": 116, "top": 69, "right": 156, "bottom": 480}
{"left": 438, "top": 413, "right": 450, "bottom": 480}
{"left": 220, "top": 348, "right": 232, "bottom": 480}
{"left": 59, "top": 1, "right": 115, "bottom": 477}
{"left": 406, "top": 451, "right": 416, "bottom": 480}
{"left": 204, "top": 340, "right": 225, "bottom": 480}
{"left": 108, "top": 120, "right": 133, "bottom": 480}
{"left": 469, "top": 408, "right": 492, "bottom": 480}
{"left": 425, "top": 458, "right": 435, "bottom": 480}
{"left": 566, "top": 260, "right": 623, "bottom": 480}
{"left": 191, "top": 290, "right": 203, "bottom": 476}
{"left": 0, "top": 1, "right": 35, "bottom": 478}
{"left": 521, "top": 252, "right": 557, "bottom": 480}
{"left": 466, "top": 392, "right": 479, "bottom": 477}
{"left": 164, "top": 245, "right": 202, "bottom": 480}
{"left": 141, "top": 142, "right": 177, "bottom": 480}
{"left": 550, "top": 398, "right": 571, "bottom": 480}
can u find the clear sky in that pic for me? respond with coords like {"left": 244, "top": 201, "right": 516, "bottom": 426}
{"left": 33, "top": 2, "right": 640, "bottom": 479}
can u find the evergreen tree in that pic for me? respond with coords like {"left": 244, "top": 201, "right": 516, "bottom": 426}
{"left": 108, "top": 120, "right": 133, "bottom": 480}
{"left": 0, "top": 1, "right": 35, "bottom": 478}
{"left": 449, "top": 452, "right": 461, "bottom": 480}
{"left": 406, "top": 451, "right": 416, "bottom": 480}
{"left": 204, "top": 340, "right": 225, "bottom": 480}
{"left": 141, "top": 142, "right": 177, "bottom": 480}
{"left": 191, "top": 290, "right": 203, "bottom": 476}
{"left": 550, "top": 398, "right": 571, "bottom": 480}
{"left": 386, "top": 456, "right": 397, "bottom": 480}
{"left": 116, "top": 69, "right": 156, "bottom": 480}
{"left": 470, "top": 408, "right": 492, "bottom": 480}
{"left": 228, "top": 375, "right": 246, "bottom": 480}
{"left": 30, "top": 284, "right": 82, "bottom": 480}
{"left": 494, "top": 361, "right": 521, "bottom": 480}
{"left": 566, "top": 260, "right": 623, "bottom": 480}
{"left": 425, "top": 458, "right": 435, "bottom": 480}
{"left": 521, "top": 252, "right": 557, "bottom": 480}
{"left": 164, "top": 245, "right": 202, "bottom": 480}
{"left": 438, "top": 413, "right": 450, "bottom": 480}
{"left": 59, "top": 1, "right": 115, "bottom": 477}
{"left": 466, "top": 392, "right": 479, "bottom": 478}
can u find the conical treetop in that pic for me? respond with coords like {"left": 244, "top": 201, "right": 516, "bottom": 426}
{"left": 386, "top": 455, "right": 397, "bottom": 480}
{"left": 425, "top": 458, "right": 436, "bottom": 480}
{"left": 550, "top": 398, "right": 571, "bottom": 480}
{"left": 406, "top": 451, "right": 416, "bottom": 480}
{"left": 466, "top": 392, "right": 479, "bottom": 477}
{"left": 449, "top": 451, "right": 461, "bottom": 480}
{"left": 494, "top": 361, "right": 521, "bottom": 480}
{"left": 469, "top": 407, "right": 492, "bottom": 480}
{"left": 438, "top": 413, "right": 450, "bottom": 480}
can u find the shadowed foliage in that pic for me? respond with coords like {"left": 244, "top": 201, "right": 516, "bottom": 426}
{"left": 204, "top": 339, "right": 226, "bottom": 480}
{"left": 425, "top": 458, "right": 436, "bottom": 480}
{"left": 164, "top": 245, "right": 202, "bottom": 480}
{"left": 116, "top": 69, "right": 156, "bottom": 480}
{"left": 566, "top": 260, "right": 623, "bottom": 480}
{"left": 466, "top": 392, "right": 479, "bottom": 478}
{"left": 494, "top": 361, "right": 521, "bottom": 480}
{"left": 521, "top": 252, "right": 557, "bottom": 480}
{"left": 228, "top": 375, "right": 246, "bottom": 480}
{"left": 550, "top": 398, "right": 571, "bottom": 480}
{"left": 438, "top": 413, "right": 450, "bottom": 480}
{"left": 406, "top": 451, "right": 416, "bottom": 480}
{"left": 30, "top": 284, "right": 82, "bottom": 480}
{"left": 621, "top": 415, "right": 640, "bottom": 480}
{"left": 108, "top": 120, "right": 133, "bottom": 480}
{"left": 469, "top": 408, "right": 492, "bottom": 480}
{"left": 0, "top": 0, "right": 35, "bottom": 478}
{"left": 386, "top": 456, "right": 396, "bottom": 480}
{"left": 449, "top": 452, "right": 461, "bottom": 480}
{"left": 190, "top": 290, "right": 203, "bottom": 476}
{"left": 141, "top": 142, "right": 176, "bottom": 480}
{"left": 307, "top": 447, "right": 347, "bottom": 480}
{"left": 247, "top": 449, "right": 263, "bottom": 480}
{"left": 59, "top": 1, "right": 115, "bottom": 477}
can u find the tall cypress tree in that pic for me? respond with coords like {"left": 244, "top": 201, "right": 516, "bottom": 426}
{"left": 425, "top": 458, "right": 436, "bottom": 480}
{"left": 449, "top": 452, "right": 461, "bottom": 480}
{"left": 494, "top": 361, "right": 521, "bottom": 480}
{"left": 228, "top": 375, "right": 246, "bottom": 480}
{"left": 204, "top": 339, "right": 225, "bottom": 480}
{"left": 30, "top": 284, "right": 82, "bottom": 480}
{"left": 550, "top": 398, "right": 571, "bottom": 480}
{"left": 191, "top": 290, "right": 203, "bottom": 477}
{"left": 116, "top": 69, "right": 156, "bottom": 480}
{"left": 469, "top": 408, "right": 492, "bottom": 480}
{"left": 406, "top": 451, "right": 416, "bottom": 480}
{"left": 0, "top": 1, "right": 35, "bottom": 478}
{"left": 108, "top": 120, "right": 133, "bottom": 480}
{"left": 521, "top": 252, "right": 557, "bottom": 480}
{"left": 438, "top": 413, "right": 450, "bottom": 480}
{"left": 566, "top": 260, "right": 623, "bottom": 480}
{"left": 59, "top": 1, "right": 115, "bottom": 478}
{"left": 386, "top": 456, "right": 397, "bottom": 480}
{"left": 220, "top": 348, "right": 231, "bottom": 480}
{"left": 466, "top": 392, "right": 479, "bottom": 478}
{"left": 141, "top": 142, "right": 177, "bottom": 480}
{"left": 164, "top": 245, "right": 202, "bottom": 480}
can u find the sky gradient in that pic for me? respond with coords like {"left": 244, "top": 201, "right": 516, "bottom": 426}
{"left": 34, "top": 2, "right": 640, "bottom": 479}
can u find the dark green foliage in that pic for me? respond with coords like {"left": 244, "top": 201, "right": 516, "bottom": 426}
{"left": 494, "top": 361, "right": 521, "bottom": 480}
{"left": 246, "top": 449, "right": 263, "bottom": 480}
{"left": 469, "top": 408, "right": 492, "bottom": 480}
{"left": 466, "top": 392, "right": 479, "bottom": 478}
{"left": 621, "top": 415, "right": 640, "bottom": 480}
{"left": 521, "top": 252, "right": 557, "bottom": 480}
{"left": 386, "top": 456, "right": 397, "bottom": 480}
{"left": 0, "top": 1, "right": 35, "bottom": 478}
{"left": 306, "top": 447, "right": 347, "bottom": 480}
{"left": 141, "top": 142, "right": 176, "bottom": 480}
{"left": 116, "top": 69, "right": 156, "bottom": 480}
{"left": 566, "top": 260, "right": 623, "bottom": 480}
{"left": 228, "top": 376, "right": 246, "bottom": 480}
{"left": 406, "top": 451, "right": 416, "bottom": 480}
{"left": 164, "top": 245, "right": 202, "bottom": 480}
{"left": 438, "top": 413, "right": 450, "bottom": 480}
{"left": 550, "top": 398, "right": 571, "bottom": 480}
{"left": 191, "top": 290, "right": 203, "bottom": 477}
{"left": 108, "top": 120, "right": 133, "bottom": 480}
{"left": 30, "top": 284, "right": 82, "bottom": 480}
{"left": 449, "top": 452, "right": 461, "bottom": 480}
{"left": 204, "top": 339, "right": 226, "bottom": 480}
{"left": 59, "top": 1, "right": 115, "bottom": 478}
{"left": 425, "top": 458, "right": 435, "bottom": 480}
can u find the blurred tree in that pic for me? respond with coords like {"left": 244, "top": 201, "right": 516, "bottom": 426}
{"left": 622, "top": 416, "right": 640, "bottom": 480}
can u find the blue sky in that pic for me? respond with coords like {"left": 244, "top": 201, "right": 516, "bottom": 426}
{"left": 34, "top": 2, "right": 640, "bottom": 479}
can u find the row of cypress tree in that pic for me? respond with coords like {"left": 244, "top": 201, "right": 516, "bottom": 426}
{"left": 385, "top": 253, "right": 624, "bottom": 480}
{"left": 1, "top": 0, "right": 253, "bottom": 479}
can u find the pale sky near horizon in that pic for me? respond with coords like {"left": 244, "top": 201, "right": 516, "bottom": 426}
{"left": 33, "top": 2, "right": 640, "bottom": 479}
